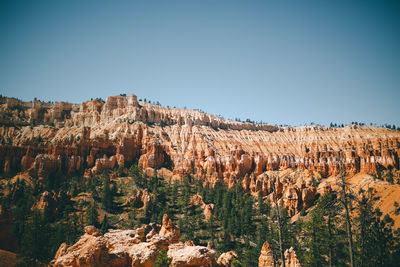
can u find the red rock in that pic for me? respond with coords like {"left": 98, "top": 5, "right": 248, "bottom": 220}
{"left": 1, "top": 95, "right": 400, "bottom": 219}
{"left": 159, "top": 214, "right": 181, "bottom": 244}
{"left": 52, "top": 215, "right": 218, "bottom": 267}
{"left": 284, "top": 247, "right": 301, "bottom": 267}
{"left": 139, "top": 142, "right": 165, "bottom": 170}
{"left": 31, "top": 191, "right": 57, "bottom": 214}
{"left": 190, "top": 193, "right": 214, "bottom": 220}
{"left": 53, "top": 243, "right": 68, "bottom": 260}
{"left": 217, "top": 251, "right": 238, "bottom": 267}
{"left": 258, "top": 241, "right": 274, "bottom": 267}
{"left": 258, "top": 241, "right": 302, "bottom": 267}
{"left": 283, "top": 185, "right": 302, "bottom": 217}
{"left": 33, "top": 154, "right": 62, "bottom": 178}
{"left": 123, "top": 189, "right": 150, "bottom": 209}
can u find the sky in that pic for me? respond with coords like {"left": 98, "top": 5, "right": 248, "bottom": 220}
{"left": 1, "top": 0, "right": 399, "bottom": 126}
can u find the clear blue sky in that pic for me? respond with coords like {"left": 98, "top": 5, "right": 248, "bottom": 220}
{"left": 1, "top": 0, "right": 399, "bottom": 126}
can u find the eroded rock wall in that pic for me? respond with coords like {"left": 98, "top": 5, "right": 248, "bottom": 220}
{"left": 1, "top": 94, "right": 400, "bottom": 217}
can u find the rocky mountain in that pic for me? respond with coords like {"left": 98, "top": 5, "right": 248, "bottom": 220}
{"left": 1, "top": 94, "right": 400, "bottom": 221}
{"left": 1, "top": 93, "right": 400, "bottom": 266}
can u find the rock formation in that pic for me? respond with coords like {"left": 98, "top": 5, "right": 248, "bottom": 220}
{"left": 217, "top": 251, "right": 238, "bottom": 266}
{"left": 284, "top": 247, "right": 301, "bottom": 267}
{"left": 159, "top": 214, "right": 181, "bottom": 244}
{"left": 1, "top": 94, "right": 400, "bottom": 218}
{"left": 167, "top": 244, "right": 216, "bottom": 267}
{"left": 259, "top": 241, "right": 275, "bottom": 267}
{"left": 31, "top": 191, "right": 58, "bottom": 215}
{"left": 30, "top": 190, "right": 71, "bottom": 219}
{"left": 190, "top": 193, "right": 214, "bottom": 220}
{"left": 52, "top": 214, "right": 217, "bottom": 267}
{"left": 258, "top": 241, "right": 301, "bottom": 267}
{"left": 122, "top": 189, "right": 151, "bottom": 209}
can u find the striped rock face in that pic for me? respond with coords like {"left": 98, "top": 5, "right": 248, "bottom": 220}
{"left": 1, "top": 94, "right": 400, "bottom": 220}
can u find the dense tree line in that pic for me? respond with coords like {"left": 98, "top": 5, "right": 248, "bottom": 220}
{"left": 1, "top": 163, "right": 400, "bottom": 266}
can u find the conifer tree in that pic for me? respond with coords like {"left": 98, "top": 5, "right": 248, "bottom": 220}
{"left": 208, "top": 214, "right": 216, "bottom": 247}
{"left": 85, "top": 203, "right": 99, "bottom": 227}
{"left": 20, "top": 210, "right": 51, "bottom": 262}
{"left": 100, "top": 214, "right": 110, "bottom": 235}
{"left": 355, "top": 188, "right": 397, "bottom": 266}
{"left": 301, "top": 209, "right": 328, "bottom": 266}
{"left": 101, "top": 176, "right": 114, "bottom": 211}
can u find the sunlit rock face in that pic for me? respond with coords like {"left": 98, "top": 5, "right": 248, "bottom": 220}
{"left": 258, "top": 241, "right": 301, "bottom": 267}
{"left": 1, "top": 94, "right": 400, "bottom": 217}
{"left": 190, "top": 193, "right": 214, "bottom": 220}
{"left": 258, "top": 241, "right": 274, "bottom": 267}
{"left": 51, "top": 214, "right": 218, "bottom": 267}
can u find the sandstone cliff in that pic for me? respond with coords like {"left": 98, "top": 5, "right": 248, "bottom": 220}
{"left": 1, "top": 94, "right": 400, "bottom": 218}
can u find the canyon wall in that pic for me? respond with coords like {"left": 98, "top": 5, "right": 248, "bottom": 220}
{"left": 1, "top": 94, "right": 400, "bottom": 216}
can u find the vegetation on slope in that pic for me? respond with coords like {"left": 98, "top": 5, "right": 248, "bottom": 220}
{"left": 0, "top": 163, "right": 400, "bottom": 266}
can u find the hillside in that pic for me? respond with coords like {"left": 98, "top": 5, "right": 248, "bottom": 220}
{"left": 0, "top": 94, "right": 399, "bottom": 266}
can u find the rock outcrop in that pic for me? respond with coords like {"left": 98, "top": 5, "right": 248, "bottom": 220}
{"left": 122, "top": 189, "right": 151, "bottom": 209}
{"left": 217, "top": 251, "right": 238, "bottom": 267}
{"left": 259, "top": 241, "right": 275, "bottom": 267}
{"left": 284, "top": 247, "right": 301, "bottom": 267}
{"left": 190, "top": 193, "right": 215, "bottom": 220}
{"left": 258, "top": 241, "right": 301, "bottom": 267}
{"left": 52, "top": 214, "right": 217, "bottom": 267}
{"left": 31, "top": 190, "right": 71, "bottom": 219}
{"left": 159, "top": 214, "right": 181, "bottom": 244}
{"left": 31, "top": 191, "right": 58, "bottom": 214}
{"left": 168, "top": 244, "right": 216, "bottom": 267}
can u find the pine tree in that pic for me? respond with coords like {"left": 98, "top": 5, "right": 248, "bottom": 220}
{"left": 68, "top": 212, "right": 83, "bottom": 242}
{"left": 355, "top": 188, "right": 397, "bottom": 266}
{"left": 100, "top": 214, "right": 110, "bottom": 235}
{"left": 301, "top": 210, "right": 328, "bottom": 266}
{"left": 256, "top": 218, "right": 269, "bottom": 249}
{"left": 258, "top": 191, "right": 269, "bottom": 216}
{"left": 171, "top": 181, "right": 178, "bottom": 209}
{"left": 101, "top": 176, "right": 114, "bottom": 211}
{"left": 85, "top": 202, "right": 99, "bottom": 228}
{"left": 208, "top": 214, "right": 216, "bottom": 247}
{"left": 242, "top": 237, "right": 259, "bottom": 266}
{"left": 295, "top": 193, "right": 344, "bottom": 267}
{"left": 20, "top": 210, "right": 51, "bottom": 262}
{"left": 318, "top": 193, "right": 343, "bottom": 267}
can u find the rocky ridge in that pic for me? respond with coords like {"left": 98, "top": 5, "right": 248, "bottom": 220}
{"left": 1, "top": 94, "right": 400, "bottom": 218}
